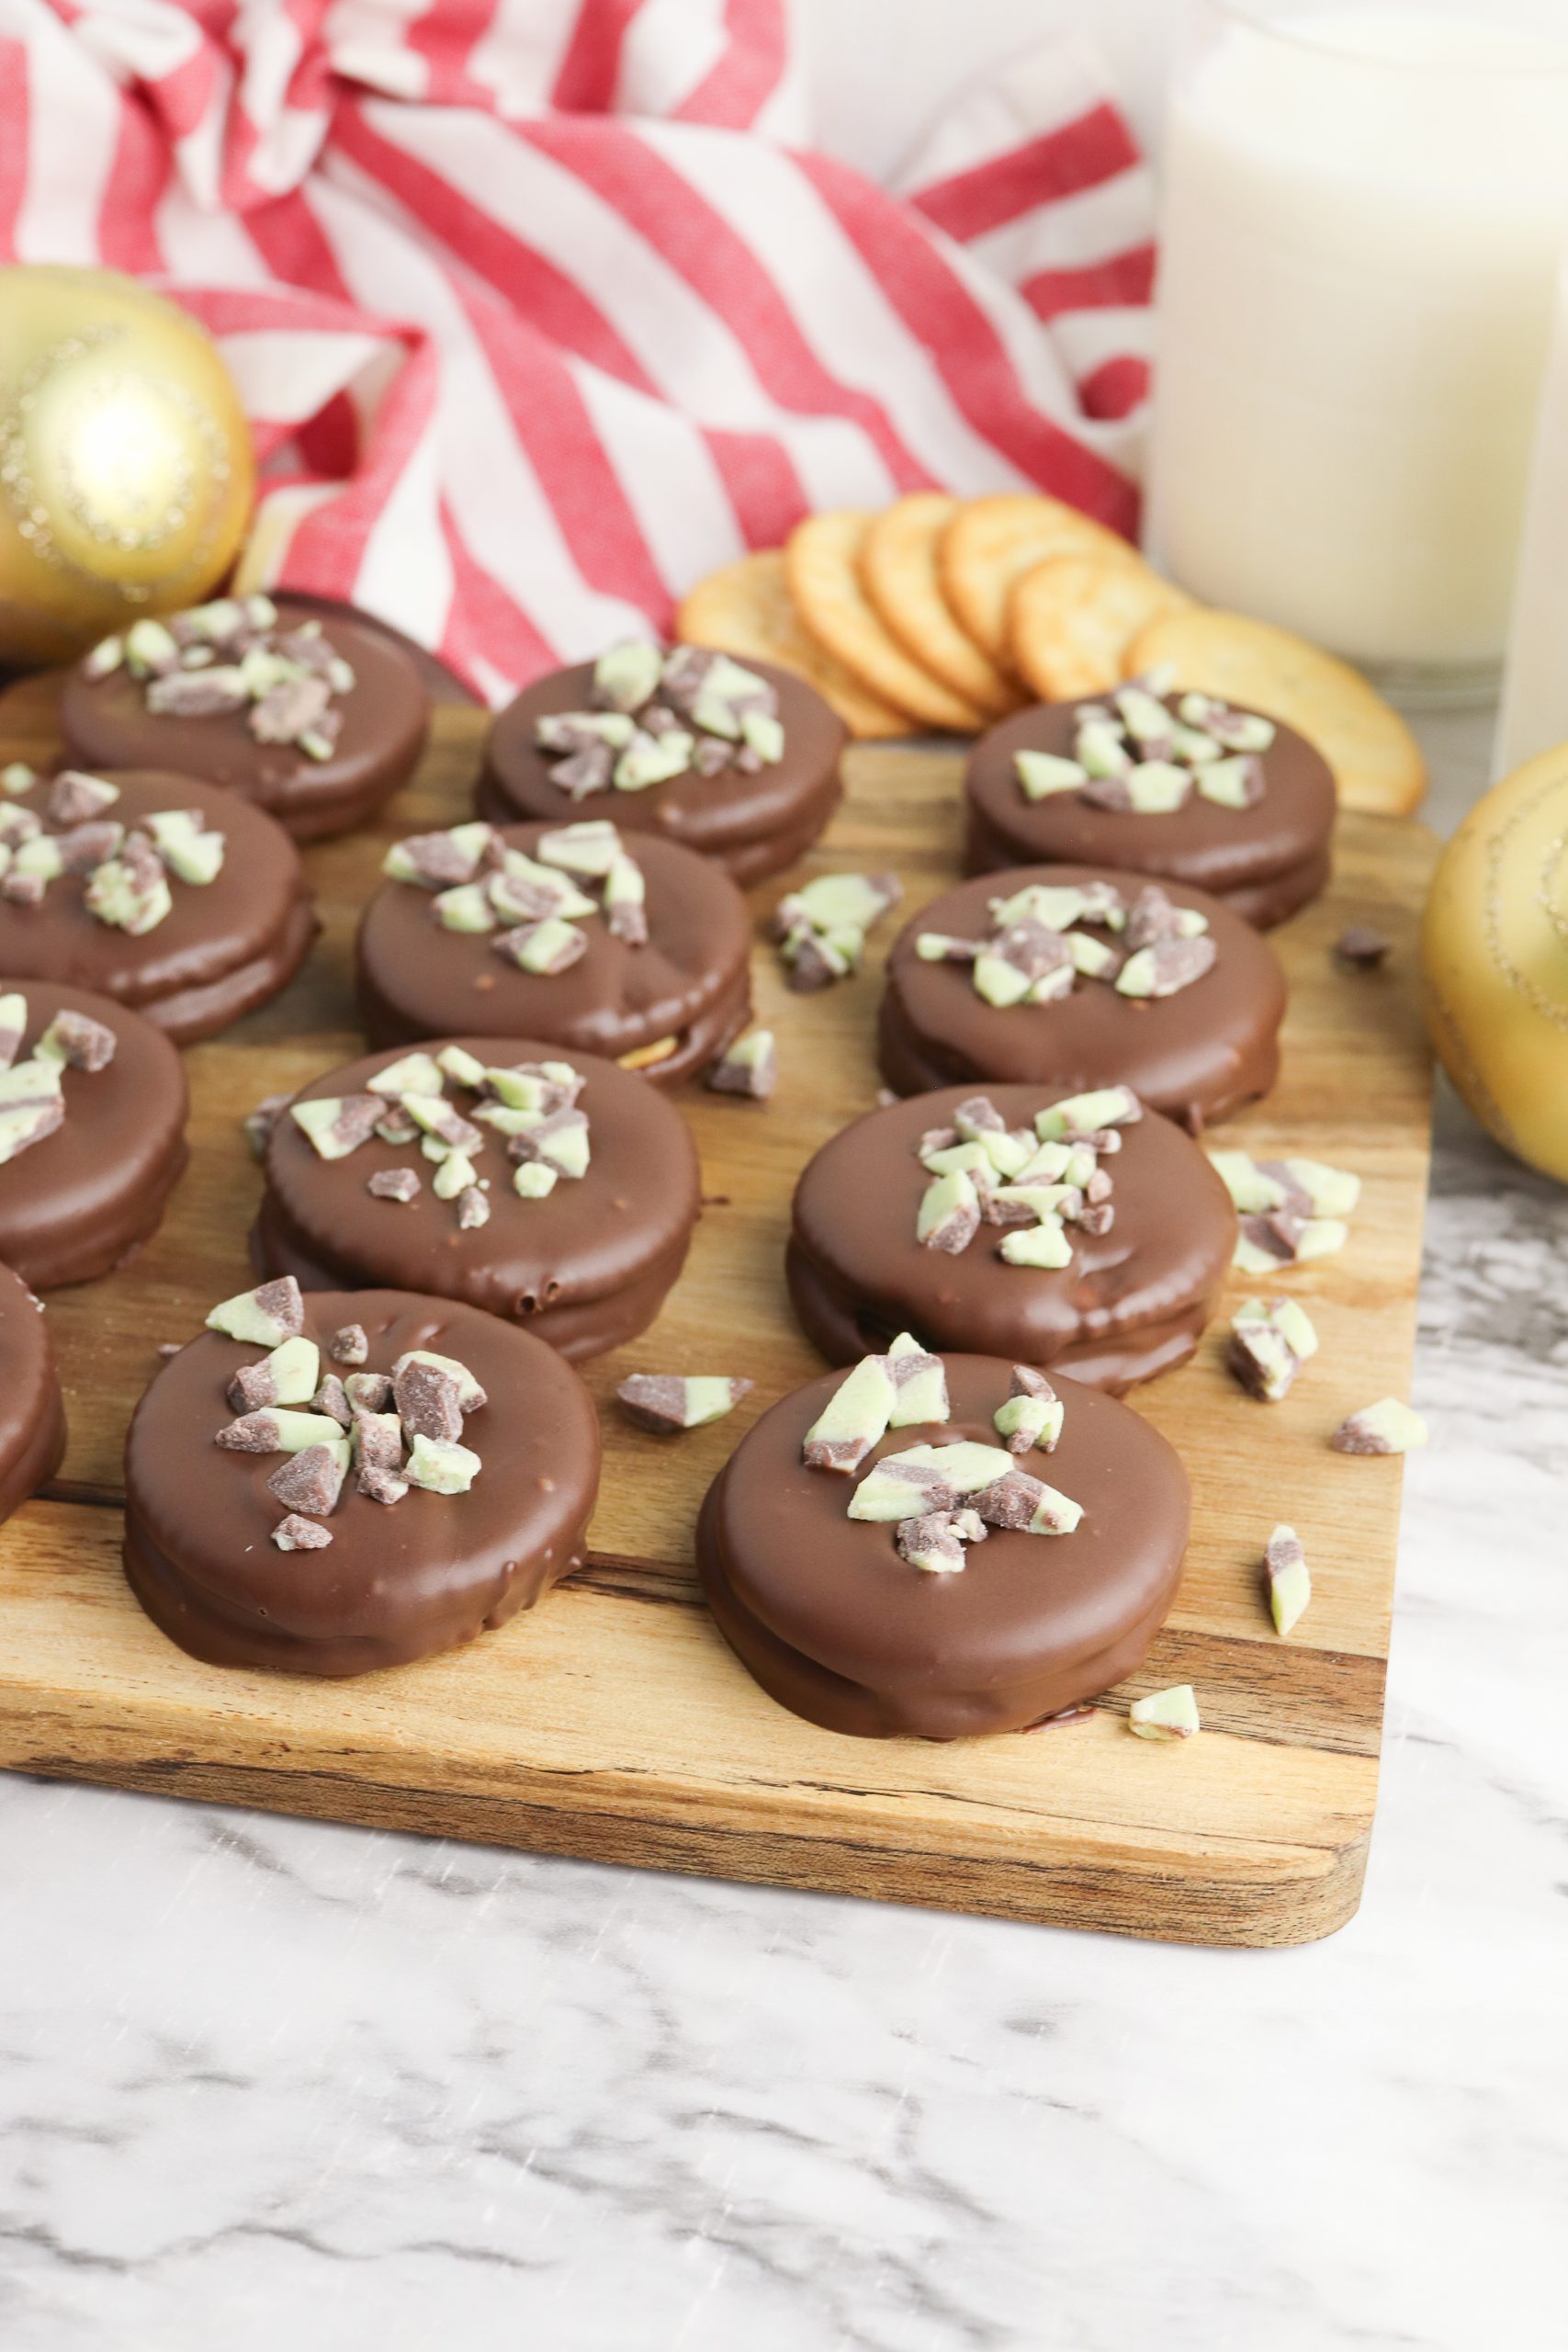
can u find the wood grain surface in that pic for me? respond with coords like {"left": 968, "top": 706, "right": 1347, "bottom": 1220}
{"left": 0, "top": 681, "right": 1437, "bottom": 1945}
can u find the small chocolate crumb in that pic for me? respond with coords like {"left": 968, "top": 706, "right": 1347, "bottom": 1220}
{"left": 358, "top": 1464, "right": 410, "bottom": 1507}
{"left": 265, "top": 1442, "right": 345, "bottom": 1518}
{"left": 367, "top": 1167, "right": 421, "bottom": 1203}
{"left": 329, "top": 1324, "right": 368, "bottom": 1366}
{"left": 227, "top": 1363, "right": 277, "bottom": 1414}
{"left": 215, "top": 1412, "right": 284, "bottom": 1453}
{"left": 42, "top": 1008, "right": 117, "bottom": 1071}
{"left": 393, "top": 1360, "right": 464, "bottom": 1443}
{"left": 312, "top": 1375, "right": 353, "bottom": 1427}
{"left": 1334, "top": 924, "right": 1391, "bottom": 970}
{"left": 245, "top": 1092, "right": 291, "bottom": 1160}
{"left": 272, "top": 1513, "right": 333, "bottom": 1552}
{"left": 46, "top": 771, "right": 119, "bottom": 828}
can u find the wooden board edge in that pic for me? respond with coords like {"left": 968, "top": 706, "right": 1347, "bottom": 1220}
{"left": 0, "top": 1731, "right": 1374, "bottom": 1949}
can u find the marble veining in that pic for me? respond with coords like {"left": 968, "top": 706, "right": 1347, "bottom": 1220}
{"left": 1, "top": 710, "right": 1562, "bottom": 2350}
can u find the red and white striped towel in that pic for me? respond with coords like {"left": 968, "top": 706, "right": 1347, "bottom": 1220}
{"left": 0, "top": 0, "right": 1155, "bottom": 702}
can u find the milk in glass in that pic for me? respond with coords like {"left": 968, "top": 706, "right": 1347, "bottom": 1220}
{"left": 1147, "top": 5, "right": 1568, "bottom": 681}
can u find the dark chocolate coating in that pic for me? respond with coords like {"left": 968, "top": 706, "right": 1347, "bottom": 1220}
{"left": 253, "top": 1038, "right": 701, "bottom": 1359}
{"left": 123, "top": 1289, "right": 602, "bottom": 1678}
{"left": 0, "top": 1259, "right": 67, "bottom": 1521}
{"left": 0, "top": 980, "right": 188, "bottom": 1288}
{"left": 356, "top": 823, "right": 753, "bottom": 1080}
{"left": 964, "top": 695, "right": 1337, "bottom": 929}
{"left": 0, "top": 769, "right": 315, "bottom": 1044}
{"left": 60, "top": 601, "right": 430, "bottom": 843}
{"left": 477, "top": 655, "right": 845, "bottom": 885}
{"left": 788, "top": 1085, "right": 1237, "bottom": 1391}
{"left": 698, "top": 1355, "right": 1190, "bottom": 1739}
{"left": 879, "top": 864, "right": 1286, "bottom": 1132}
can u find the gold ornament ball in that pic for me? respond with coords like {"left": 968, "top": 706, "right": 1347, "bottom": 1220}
{"left": 0, "top": 265, "right": 254, "bottom": 667}
{"left": 1421, "top": 742, "right": 1568, "bottom": 1185}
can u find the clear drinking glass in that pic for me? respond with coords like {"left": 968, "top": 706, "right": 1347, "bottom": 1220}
{"left": 1145, "top": 1, "right": 1568, "bottom": 705}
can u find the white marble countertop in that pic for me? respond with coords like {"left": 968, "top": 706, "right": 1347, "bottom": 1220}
{"left": 1, "top": 708, "right": 1561, "bottom": 2352}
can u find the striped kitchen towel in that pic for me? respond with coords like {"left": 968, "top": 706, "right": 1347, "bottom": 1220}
{"left": 0, "top": 0, "right": 1155, "bottom": 701}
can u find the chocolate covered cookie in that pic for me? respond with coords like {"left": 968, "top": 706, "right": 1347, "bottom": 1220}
{"left": 356, "top": 815, "right": 751, "bottom": 1082}
{"left": 0, "top": 1260, "right": 66, "bottom": 1521}
{"left": 879, "top": 866, "right": 1285, "bottom": 1132}
{"left": 477, "top": 642, "right": 845, "bottom": 885}
{"left": 698, "top": 1345, "right": 1190, "bottom": 1739}
{"left": 0, "top": 980, "right": 187, "bottom": 1287}
{"left": 788, "top": 1083, "right": 1236, "bottom": 1390}
{"left": 252, "top": 1038, "right": 701, "bottom": 1360}
{"left": 0, "top": 766, "right": 314, "bottom": 1043}
{"left": 59, "top": 595, "right": 429, "bottom": 842}
{"left": 964, "top": 677, "right": 1336, "bottom": 928}
{"left": 124, "top": 1282, "right": 601, "bottom": 1677}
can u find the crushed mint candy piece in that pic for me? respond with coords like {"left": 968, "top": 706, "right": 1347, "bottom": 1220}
{"left": 290, "top": 1095, "right": 383, "bottom": 1160}
{"left": 802, "top": 1351, "right": 897, "bottom": 1474}
{"left": 993, "top": 1367, "right": 1063, "bottom": 1454}
{"left": 1264, "top": 1523, "right": 1311, "bottom": 1637}
{"left": 895, "top": 1509, "right": 986, "bottom": 1574}
{"left": 917, "top": 1168, "right": 982, "bottom": 1254}
{"left": 1014, "top": 749, "right": 1088, "bottom": 800}
{"left": 1228, "top": 1297, "right": 1318, "bottom": 1402}
{"left": 403, "top": 1433, "right": 481, "bottom": 1495}
{"left": 1330, "top": 1398, "right": 1427, "bottom": 1455}
{"left": 617, "top": 1374, "right": 752, "bottom": 1432}
{"left": 391, "top": 1349, "right": 486, "bottom": 1413}
{"left": 705, "top": 1028, "right": 776, "bottom": 1101}
{"left": 265, "top": 1438, "right": 349, "bottom": 1518}
{"left": 367, "top": 1167, "right": 421, "bottom": 1203}
{"left": 206, "top": 1278, "right": 302, "bottom": 1346}
{"left": 34, "top": 1008, "right": 116, "bottom": 1072}
{"left": 46, "top": 771, "right": 119, "bottom": 827}
{"left": 1128, "top": 1684, "right": 1201, "bottom": 1740}
{"left": 885, "top": 1333, "right": 949, "bottom": 1427}
{"left": 1115, "top": 934, "right": 1217, "bottom": 999}
{"left": 273, "top": 1514, "right": 333, "bottom": 1553}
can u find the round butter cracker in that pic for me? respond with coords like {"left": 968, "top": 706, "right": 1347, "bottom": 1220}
{"left": 1126, "top": 609, "right": 1427, "bottom": 818}
{"left": 940, "top": 493, "right": 1139, "bottom": 668}
{"left": 1010, "top": 553, "right": 1193, "bottom": 702}
{"left": 861, "top": 494, "right": 1021, "bottom": 718}
{"left": 677, "top": 551, "right": 909, "bottom": 741}
{"left": 786, "top": 511, "right": 987, "bottom": 735}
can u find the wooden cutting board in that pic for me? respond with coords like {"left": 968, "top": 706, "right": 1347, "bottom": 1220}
{"left": 0, "top": 691, "right": 1436, "bottom": 1947}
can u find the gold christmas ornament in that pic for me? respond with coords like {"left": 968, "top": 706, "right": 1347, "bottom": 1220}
{"left": 0, "top": 265, "right": 254, "bottom": 667}
{"left": 1421, "top": 742, "right": 1568, "bottom": 1185}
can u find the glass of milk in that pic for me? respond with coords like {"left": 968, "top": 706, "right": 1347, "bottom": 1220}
{"left": 1496, "top": 260, "right": 1568, "bottom": 774}
{"left": 1146, "top": 1, "right": 1568, "bottom": 702}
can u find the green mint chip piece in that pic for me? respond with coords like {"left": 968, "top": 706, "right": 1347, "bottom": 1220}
{"left": 1265, "top": 1524, "right": 1312, "bottom": 1637}
{"left": 998, "top": 1217, "right": 1073, "bottom": 1270}
{"left": 368, "top": 1052, "right": 446, "bottom": 1098}
{"left": 802, "top": 1351, "right": 897, "bottom": 1473}
{"left": 404, "top": 1434, "right": 481, "bottom": 1494}
{"left": 146, "top": 808, "right": 225, "bottom": 885}
{"left": 434, "top": 882, "right": 497, "bottom": 933}
{"left": 592, "top": 639, "right": 663, "bottom": 712}
{"left": 1129, "top": 1684, "right": 1201, "bottom": 1740}
{"left": 1014, "top": 750, "right": 1088, "bottom": 800}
